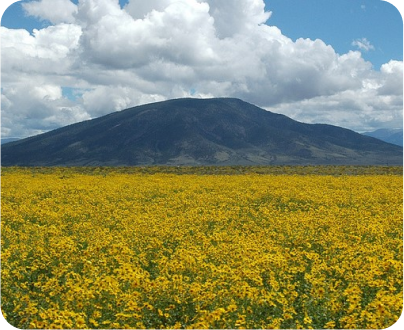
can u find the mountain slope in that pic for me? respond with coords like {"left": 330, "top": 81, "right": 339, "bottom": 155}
{"left": 1, "top": 98, "right": 402, "bottom": 166}
{"left": 363, "top": 128, "right": 403, "bottom": 147}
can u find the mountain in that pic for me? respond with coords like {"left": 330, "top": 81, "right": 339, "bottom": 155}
{"left": 363, "top": 128, "right": 403, "bottom": 147}
{"left": 1, "top": 98, "right": 402, "bottom": 166}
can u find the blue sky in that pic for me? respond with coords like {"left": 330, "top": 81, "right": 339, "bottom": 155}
{"left": 0, "top": 0, "right": 403, "bottom": 138}
{"left": 266, "top": 0, "right": 403, "bottom": 70}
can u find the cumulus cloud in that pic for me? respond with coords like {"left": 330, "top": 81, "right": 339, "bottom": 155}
{"left": 1, "top": 0, "right": 402, "bottom": 138}
{"left": 265, "top": 60, "right": 403, "bottom": 132}
{"left": 22, "top": 0, "right": 78, "bottom": 24}
{"left": 378, "top": 60, "right": 403, "bottom": 96}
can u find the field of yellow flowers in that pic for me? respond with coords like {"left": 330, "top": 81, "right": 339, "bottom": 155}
{"left": 1, "top": 166, "right": 403, "bottom": 329}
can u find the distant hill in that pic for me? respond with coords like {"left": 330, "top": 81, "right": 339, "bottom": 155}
{"left": 1, "top": 98, "right": 402, "bottom": 166}
{"left": 363, "top": 128, "right": 403, "bottom": 147}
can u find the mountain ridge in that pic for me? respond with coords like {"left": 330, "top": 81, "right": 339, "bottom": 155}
{"left": 2, "top": 98, "right": 402, "bottom": 166}
{"left": 363, "top": 128, "right": 403, "bottom": 147}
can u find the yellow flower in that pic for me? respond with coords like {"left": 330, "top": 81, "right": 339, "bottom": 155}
{"left": 1, "top": 167, "right": 402, "bottom": 329}
{"left": 324, "top": 321, "right": 336, "bottom": 328}
{"left": 227, "top": 304, "right": 238, "bottom": 312}
{"left": 283, "top": 313, "right": 293, "bottom": 320}
{"left": 75, "top": 317, "right": 86, "bottom": 329}
{"left": 89, "top": 318, "right": 99, "bottom": 327}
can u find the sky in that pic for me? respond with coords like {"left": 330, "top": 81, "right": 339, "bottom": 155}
{"left": 0, "top": 0, "right": 403, "bottom": 139}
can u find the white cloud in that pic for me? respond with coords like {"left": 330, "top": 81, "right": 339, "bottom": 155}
{"left": 125, "top": 0, "right": 271, "bottom": 38}
{"left": 378, "top": 60, "right": 404, "bottom": 95}
{"left": 265, "top": 63, "right": 403, "bottom": 132}
{"left": 1, "top": 0, "right": 402, "bottom": 138}
{"left": 352, "top": 37, "right": 375, "bottom": 52}
{"left": 0, "top": 24, "right": 82, "bottom": 79}
{"left": 22, "top": 0, "right": 78, "bottom": 24}
{"left": 201, "top": 0, "right": 271, "bottom": 38}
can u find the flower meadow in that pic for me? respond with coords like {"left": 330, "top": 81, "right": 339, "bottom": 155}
{"left": 1, "top": 166, "right": 403, "bottom": 329}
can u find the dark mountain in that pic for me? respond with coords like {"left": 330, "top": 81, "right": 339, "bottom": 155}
{"left": 363, "top": 128, "right": 403, "bottom": 147}
{"left": 1, "top": 98, "right": 402, "bottom": 166}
